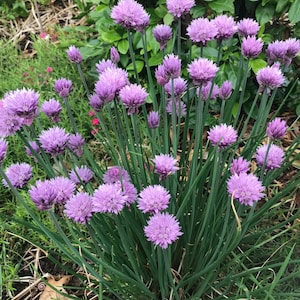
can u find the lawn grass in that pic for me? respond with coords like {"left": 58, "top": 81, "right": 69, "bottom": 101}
{"left": 0, "top": 29, "right": 97, "bottom": 297}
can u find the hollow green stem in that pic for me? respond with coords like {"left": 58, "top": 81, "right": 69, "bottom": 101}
{"left": 63, "top": 97, "right": 78, "bottom": 132}
{"left": 233, "top": 59, "right": 250, "bottom": 127}
{"left": 77, "top": 63, "right": 90, "bottom": 97}
{"left": 177, "top": 18, "right": 181, "bottom": 57}
{"left": 127, "top": 29, "right": 140, "bottom": 83}
{"left": 87, "top": 224, "right": 103, "bottom": 300}
{"left": 163, "top": 249, "right": 180, "bottom": 300}
{"left": 142, "top": 33, "right": 157, "bottom": 111}
{"left": 259, "top": 141, "right": 272, "bottom": 182}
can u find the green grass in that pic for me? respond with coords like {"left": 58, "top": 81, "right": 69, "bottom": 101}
{"left": 0, "top": 28, "right": 98, "bottom": 298}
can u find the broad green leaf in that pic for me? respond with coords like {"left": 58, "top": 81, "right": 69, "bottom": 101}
{"left": 296, "top": 103, "right": 300, "bottom": 116}
{"left": 255, "top": 3, "right": 275, "bottom": 24}
{"left": 79, "top": 46, "right": 103, "bottom": 59}
{"left": 250, "top": 58, "right": 267, "bottom": 74}
{"left": 221, "top": 62, "right": 238, "bottom": 88}
{"left": 208, "top": 0, "right": 234, "bottom": 14}
{"left": 118, "top": 39, "right": 129, "bottom": 54}
{"left": 71, "top": 26, "right": 95, "bottom": 33}
{"left": 154, "top": 5, "right": 168, "bottom": 18}
{"left": 89, "top": 7, "right": 106, "bottom": 19}
{"left": 275, "top": 0, "right": 289, "bottom": 13}
{"left": 148, "top": 53, "right": 163, "bottom": 67}
{"left": 262, "top": 0, "right": 270, "bottom": 6}
{"left": 99, "top": 0, "right": 110, "bottom": 4}
{"left": 261, "top": 33, "right": 274, "bottom": 43}
{"left": 146, "top": 27, "right": 160, "bottom": 53}
{"left": 127, "top": 60, "right": 144, "bottom": 73}
{"left": 89, "top": 0, "right": 107, "bottom": 4}
{"left": 146, "top": 95, "right": 153, "bottom": 104}
{"left": 95, "top": 4, "right": 109, "bottom": 11}
{"left": 120, "top": 54, "right": 129, "bottom": 68}
{"left": 289, "top": 0, "right": 300, "bottom": 23}
{"left": 232, "top": 102, "right": 239, "bottom": 118}
{"left": 203, "top": 47, "right": 219, "bottom": 59}
{"left": 190, "top": 6, "right": 206, "bottom": 18}
{"left": 101, "top": 31, "right": 122, "bottom": 43}
{"left": 163, "top": 13, "right": 174, "bottom": 25}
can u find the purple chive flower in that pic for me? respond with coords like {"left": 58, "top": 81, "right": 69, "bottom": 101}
{"left": 188, "top": 58, "right": 219, "bottom": 86}
{"left": 237, "top": 18, "right": 260, "bottom": 37}
{"left": 68, "top": 133, "right": 85, "bottom": 156}
{"left": 187, "top": 17, "right": 218, "bottom": 46}
{"left": 279, "top": 38, "right": 300, "bottom": 66}
{"left": 164, "top": 77, "right": 187, "bottom": 98}
{"left": 54, "top": 78, "right": 73, "bottom": 98}
{"left": 0, "top": 139, "right": 8, "bottom": 164}
{"left": 166, "top": 0, "right": 195, "bottom": 18}
{"left": 39, "top": 127, "right": 69, "bottom": 157}
{"left": 285, "top": 38, "right": 300, "bottom": 58}
{"left": 266, "top": 117, "right": 288, "bottom": 140}
{"left": 219, "top": 80, "right": 233, "bottom": 100}
{"left": 110, "top": 47, "right": 120, "bottom": 64}
{"left": 65, "top": 192, "right": 94, "bottom": 223}
{"left": 153, "top": 154, "right": 179, "bottom": 179}
{"left": 155, "top": 65, "right": 169, "bottom": 86}
{"left": 116, "top": 181, "right": 137, "bottom": 206}
{"left": 25, "top": 141, "right": 41, "bottom": 159}
{"left": 70, "top": 165, "right": 94, "bottom": 185}
{"left": 153, "top": 24, "right": 172, "bottom": 50}
{"left": 266, "top": 38, "right": 300, "bottom": 66}
{"left": 256, "top": 65, "right": 285, "bottom": 93}
{"left": 144, "top": 212, "right": 183, "bottom": 249}
{"left": 241, "top": 36, "right": 263, "bottom": 58}
{"left": 94, "top": 80, "right": 116, "bottom": 103}
{"left": 162, "top": 54, "right": 181, "bottom": 80}
{"left": 208, "top": 124, "right": 238, "bottom": 149}
{"left": 227, "top": 173, "right": 264, "bottom": 206}
{"left": 3, "top": 88, "right": 39, "bottom": 119}
{"left": 103, "top": 166, "right": 131, "bottom": 184}
{"left": 266, "top": 40, "right": 288, "bottom": 65}
{"left": 102, "top": 67, "right": 130, "bottom": 92}
{"left": 51, "top": 176, "right": 75, "bottom": 204}
{"left": 166, "top": 99, "right": 187, "bottom": 117}
{"left": 111, "top": 0, "right": 150, "bottom": 32}
{"left": 256, "top": 144, "right": 284, "bottom": 170}
{"left": 41, "top": 98, "right": 62, "bottom": 122}
{"left": 67, "top": 45, "right": 82, "bottom": 64}
{"left": 119, "top": 83, "right": 148, "bottom": 114}
{"left": 95, "top": 67, "right": 129, "bottom": 103}
{"left": 2, "top": 162, "right": 32, "bottom": 189}
{"left": 29, "top": 179, "right": 57, "bottom": 210}
{"left": 0, "top": 106, "right": 24, "bottom": 137}
{"left": 89, "top": 93, "right": 104, "bottom": 112}
{"left": 197, "top": 82, "right": 219, "bottom": 100}
{"left": 93, "top": 183, "right": 127, "bottom": 214}
{"left": 212, "top": 15, "right": 237, "bottom": 41}
{"left": 230, "top": 157, "right": 250, "bottom": 175}
{"left": 138, "top": 185, "right": 170, "bottom": 214}
{"left": 148, "top": 111, "right": 160, "bottom": 129}
{"left": 96, "top": 59, "right": 116, "bottom": 74}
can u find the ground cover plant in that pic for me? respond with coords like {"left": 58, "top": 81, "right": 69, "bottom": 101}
{"left": 1, "top": 0, "right": 300, "bottom": 299}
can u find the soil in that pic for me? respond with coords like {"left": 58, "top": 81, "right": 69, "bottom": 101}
{"left": 0, "top": 0, "right": 84, "bottom": 53}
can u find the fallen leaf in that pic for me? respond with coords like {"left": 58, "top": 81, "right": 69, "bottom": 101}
{"left": 40, "top": 276, "right": 72, "bottom": 300}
